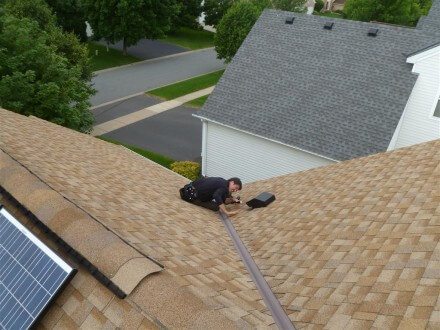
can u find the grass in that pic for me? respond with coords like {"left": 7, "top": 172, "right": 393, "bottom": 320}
{"left": 147, "top": 70, "right": 224, "bottom": 100}
{"left": 97, "top": 136, "right": 175, "bottom": 168}
{"left": 185, "top": 95, "right": 209, "bottom": 108}
{"left": 160, "top": 27, "right": 214, "bottom": 50}
{"left": 315, "top": 11, "right": 344, "bottom": 18}
{"left": 87, "top": 42, "right": 141, "bottom": 71}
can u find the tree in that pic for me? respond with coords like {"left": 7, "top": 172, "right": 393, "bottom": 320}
{"left": 203, "top": 0, "right": 236, "bottom": 27}
{"left": 2, "top": 0, "right": 56, "bottom": 29}
{"left": 172, "top": 0, "right": 203, "bottom": 30}
{"left": 344, "top": 0, "right": 423, "bottom": 26}
{"left": 272, "top": 0, "right": 307, "bottom": 12}
{"left": 45, "top": 0, "right": 88, "bottom": 41}
{"left": 0, "top": 1, "right": 95, "bottom": 132}
{"left": 2, "top": 0, "right": 92, "bottom": 80}
{"left": 214, "top": 1, "right": 261, "bottom": 62}
{"left": 82, "top": 0, "right": 180, "bottom": 55}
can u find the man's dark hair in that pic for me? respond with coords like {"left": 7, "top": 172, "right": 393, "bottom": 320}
{"left": 228, "top": 177, "right": 242, "bottom": 190}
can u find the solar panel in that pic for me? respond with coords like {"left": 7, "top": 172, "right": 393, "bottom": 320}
{"left": 0, "top": 206, "right": 76, "bottom": 329}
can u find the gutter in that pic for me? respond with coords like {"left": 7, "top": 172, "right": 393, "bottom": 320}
{"left": 218, "top": 212, "right": 295, "bottom": 330}
{"left": 193, "top": 114, "right": 338, "bottom": 162}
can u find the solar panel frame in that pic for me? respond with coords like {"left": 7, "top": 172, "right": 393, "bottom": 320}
{"left": 0, "top": 206, "right": 76, "bottom": 329}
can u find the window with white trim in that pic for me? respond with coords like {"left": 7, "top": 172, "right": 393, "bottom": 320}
{"left": 434, "top": 99, "right": 440, "bottom": 118}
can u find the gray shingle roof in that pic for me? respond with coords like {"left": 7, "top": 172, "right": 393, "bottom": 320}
{"left": 198, "top": 10, "right": 440, "bottom": 161}
{"left": 417, "top": 0, "right": 440, "bottom": 33}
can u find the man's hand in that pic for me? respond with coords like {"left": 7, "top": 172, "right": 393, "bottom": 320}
{"left": 219, "top": 204, "right": 239, "bottom": 217}
{"left": 226, "top": 210, "right": 239, "bottom": 217}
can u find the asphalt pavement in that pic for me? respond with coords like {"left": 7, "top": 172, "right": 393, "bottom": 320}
{"left": 97, "top": 39, "right": 187, "bottom": 59}
{"left": 93, "top": 94, "right": 161, "bottom": 125}
{"left": 101, "top": 104, "right": 202, "bottom": 161}
{"left": 91, "top": 48, "right": 225, "bottom": 107}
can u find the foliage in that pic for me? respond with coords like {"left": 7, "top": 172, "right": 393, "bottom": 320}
{"left": 0, "top": 15, "right": 95, "bottom": 132}
{"left": 214, "top": 1, "right": 261, "bottom": 63}
{"left": 172, "top": 0, "right": 203, "bottom": 30}
{"left": 87, "top": 42, "right": 140, "bottom": 71}
{"left": 344, "top": 0, "right": 424, "bottom": 26}
{"left": 272, "top": 0, "right": 307, "bottom": 12}
{"left": 203, "top": 0, "right": 236, "bottom": 27}
{"left": 2, "top": 0, "right": 56, "bottom": 29}
{"left": 2, "top": 0, "right": 92, "bottom": 80}
{"left": 45, "top": 0, "right": 87, "bottom": 41}
{"left": 315, "top": 0, "right": 324, "bottom": 12}
{"left": 416, "top": 0, "right": 432, "bottom": 15}
{"left": 82, "top": 0, "right": 180, "bottom": 55}
{"left": 147, "top": 70, "right": 224, "bottom": 100}
{"left": 98, "top": 136, "right": 175, "bottom": 168}
{"left": 171, "top": 161, "right": 201, "bottom": 181}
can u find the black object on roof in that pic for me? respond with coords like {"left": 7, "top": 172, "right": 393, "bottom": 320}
{"left": 368, "top": 28, "right": 379, "bottom": 36}
{"left": 324, "top": 22, "right": 334, "bottom": 30}
{"left": 285, "top": 16, "right": 294, "bottom": 24}
{"left": 246, "top": 192, "right": 275, "bottom": 209}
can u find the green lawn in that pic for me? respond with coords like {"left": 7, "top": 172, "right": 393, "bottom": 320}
{"left": 147, "top": 70, "right": 224, "bottom": 100}
{"left": 185, "top": 95, "right": 209, "bottom": 108}
{"left": 97, "top": 136, "right": 175, "bottom": 168}
{"left": 87, "top": 42, "right": 141, "bottom": 71}
{"left": 160, "top": 27, "right": 214, "bottom": 50}
{"left": 315, "top": 11, "right": 344, "bottom": 18}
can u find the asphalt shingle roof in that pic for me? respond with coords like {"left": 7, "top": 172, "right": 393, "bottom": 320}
{"left": 417, "top": 0, "right": 440, "bottom": 33}
{"left": 199, "top": 9, "right": 440, "bottom": 161}
{"left": 1, "top": 109, "right": 439, "bottom": 328}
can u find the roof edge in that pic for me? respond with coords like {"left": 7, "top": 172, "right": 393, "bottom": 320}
{"left": 0, "top": 149, "right": 163, "bottom": 297}
{"left": 193, "top": 114, "right": 339, "bottom": 162}
{"left": 407, "top": 42, "right": 440, "bottom": 63}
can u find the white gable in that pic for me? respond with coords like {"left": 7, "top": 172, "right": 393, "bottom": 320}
{"left": 388, "top": 46, "right": 440, "bottom": 150}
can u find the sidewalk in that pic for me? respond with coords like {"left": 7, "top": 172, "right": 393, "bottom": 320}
{"left": 92, "top": 87, "right": 214, "bottom": 136}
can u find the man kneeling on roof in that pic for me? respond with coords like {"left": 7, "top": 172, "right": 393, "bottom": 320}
{"left": 180, "top": 177, "right": 242, "bottom": 217}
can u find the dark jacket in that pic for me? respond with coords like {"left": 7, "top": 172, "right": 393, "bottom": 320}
{"left": 191, "top": 177, "right": 229, "bottom": 205}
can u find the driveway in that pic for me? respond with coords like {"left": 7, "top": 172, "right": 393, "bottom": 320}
{"left": 97, "top": 39, "right": 187, "bottom": 59}
{"left": 101, "top": 104, "right": 202, "bottom": 161}
{"left": 91, "top": 48, "right": 224, "bottom": 107}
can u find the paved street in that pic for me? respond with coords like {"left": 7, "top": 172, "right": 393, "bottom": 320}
{"left": 92, "top": 87, "right": 213, "bottom": 136}
{"left": 97, "top": 39, "right": 187, "bottom": 59}
{"left": 93, "top": 95, "right": 161, "bottom": 125}
{"left": 102, "top": 104, "right": 202, "bottom": 161}
{"left": 91, "top": 48, "right": 224, "bottom": 106}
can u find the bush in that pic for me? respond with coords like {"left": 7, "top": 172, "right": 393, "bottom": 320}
{"left": 170, "top": 161, "right": 201, "bottom": 181}
{"left": 315, "top": 0, "right": 324, "bottom": 12}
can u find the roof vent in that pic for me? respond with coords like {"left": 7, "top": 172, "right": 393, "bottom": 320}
{"left": 324, "top": 22, "right": 334, "bottom": 30}
{"left": 285, "top": 17, "right": 294, "bottom": 24}
{"left": 368, "top": 28, "right": 379, "bottom": 37}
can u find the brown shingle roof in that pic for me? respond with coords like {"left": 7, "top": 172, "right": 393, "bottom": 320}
{"left": 232, "top": 138, "right": 440, "bottom": 328}
{"left": 1, "top": 107, "right": 439, "bottom": 328}
{"left": 0, "top": 109, "right": 269, "bottom": 328}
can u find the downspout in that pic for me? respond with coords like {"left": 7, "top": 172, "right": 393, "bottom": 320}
{"left": 201, "top": 120, "right": 208, "bottom": 176}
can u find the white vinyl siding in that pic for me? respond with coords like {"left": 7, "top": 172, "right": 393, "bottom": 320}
{"left": 392, "top": 53, "right": 440, "bottom": 149}
{"left": 204, "top": 122, "right": 334, "bottom": 183}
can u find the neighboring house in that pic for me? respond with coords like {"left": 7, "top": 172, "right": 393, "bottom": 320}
{"left": 1, "top": 108, "right": 439, "bottom": 328}
{"left": 196, "top": 7, "right": 440, "bottom": 183}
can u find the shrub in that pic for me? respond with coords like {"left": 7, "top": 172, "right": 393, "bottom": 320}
{"left": 315, "top": 0, "right": 324, "bottom": 12}
{"left": 170, "top": 161, "right": 201, "bottom": 181}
